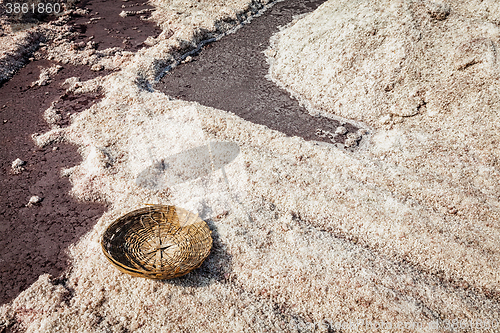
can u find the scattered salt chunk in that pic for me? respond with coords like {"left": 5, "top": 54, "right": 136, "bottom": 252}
{"left": 26, "top": 195, "right": 43, "bottom": 207}
{"left": 11, "top": 158, "right": 26, "bottom": 174}
{"left": 335, "top": 126, "right": 347, "bottom": 135}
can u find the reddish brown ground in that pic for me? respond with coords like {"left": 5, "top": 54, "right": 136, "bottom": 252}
{"left": 0, "top": 0, "right": 161, "bottom": 308}
{"left": 0, "top": 59, "right": 108, "bottom": 306}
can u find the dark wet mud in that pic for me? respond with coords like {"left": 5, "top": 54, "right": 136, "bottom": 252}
{"left": 0, "top": 59, "right": 108, "bottom": 306}
{"left": 155, "top": 0, "right": 362, "bottom": 146}
{"left": 0, "top": 0, "right": 164, "bottom": 307}
{"left": 69, "top": 0, "right": 162, "bottom": 51}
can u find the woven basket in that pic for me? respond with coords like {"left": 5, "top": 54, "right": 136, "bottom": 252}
{"left": 101, "top": 205, "right": 212, "bottom": 279}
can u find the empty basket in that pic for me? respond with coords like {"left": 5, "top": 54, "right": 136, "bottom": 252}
{"left": 101, "top": 205, "right": 212, "bottom": 279}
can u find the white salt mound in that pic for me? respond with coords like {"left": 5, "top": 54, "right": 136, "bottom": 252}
{"left": 267, "top": 0, "right": 500, "bottom": 246}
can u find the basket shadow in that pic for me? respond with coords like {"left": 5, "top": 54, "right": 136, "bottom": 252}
{"left": 135, "top": 141, "right": 240, "bottom": 191}
{"left": 160, "top": 220, "right": 232, "bottom": 288}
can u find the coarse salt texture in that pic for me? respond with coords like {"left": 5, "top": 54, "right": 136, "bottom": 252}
{"left": 2, "top": 0, "right": 500, "bottom": 332}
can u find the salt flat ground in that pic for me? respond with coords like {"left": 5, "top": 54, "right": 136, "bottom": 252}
{"left": 1, "top": 0, "right": 500, "bottom": 332}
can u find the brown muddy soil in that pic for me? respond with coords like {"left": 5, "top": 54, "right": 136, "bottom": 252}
{"left": 155, "top": 0, "right": 362, "bottom": 146}
{"left": 0, "top": 59, "right": 109, "bottom": 306}
{"left": 0, "top": 0, "right": 163, "bottom": 308}
{"left": 69, "top": 0, "right": 163, "bottom": 51}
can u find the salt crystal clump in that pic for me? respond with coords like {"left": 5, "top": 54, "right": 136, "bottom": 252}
{"left": 344, "top": 132, "right": 361, "bottom": 148}
{"left": 61, "top": 77, "right": 81, "bottom": 90}
{"left": 427, "top": 1, "right": 451, "bottom": 20}
{"left": 91, "top": 64, "right": 104, "bottom": 71}
{"left": 31, "top": 65, "right": 63, "bottom": 87}
{"left": 334, "top": 126, "right": 347, "bottom": 135}
{"left": 11, "top": 158, "right": 26, "bottom": 174}
{"left": 26, "top": 195, "right": 43, "bottom": 206}
{"left": 43, "top": 106, "right": 62, "bottom": 126}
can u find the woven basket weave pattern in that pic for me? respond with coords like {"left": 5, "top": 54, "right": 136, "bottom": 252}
{"left": 102, "top": 205, "right": 212, "bottom": 279}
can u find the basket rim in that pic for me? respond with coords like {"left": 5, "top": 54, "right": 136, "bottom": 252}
{"left": 101, "top": 204, "right": 212, "bottom": 278}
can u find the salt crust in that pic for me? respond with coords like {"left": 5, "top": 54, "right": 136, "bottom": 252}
{"left": 1, "top": 0, "right": 500, "bottom": 332}
{"left": 267, "top": 0, "right": 500, "bottom": 219}
{"left": 31, "top": 65, "right": 63, "bottom": 87}
{"left": 0, "top": 30, "right": 42, "bottom": 83}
